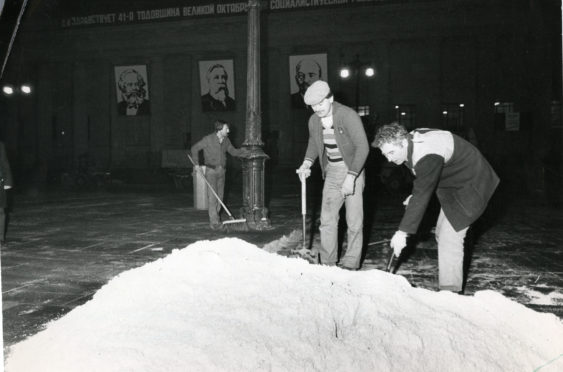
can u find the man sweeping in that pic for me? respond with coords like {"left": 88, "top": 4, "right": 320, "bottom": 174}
{"left": 191, "top": 120, "right": 249, "bottom": 230}
{"left": 372, "top": 122, "right": 499, "bottom": 292}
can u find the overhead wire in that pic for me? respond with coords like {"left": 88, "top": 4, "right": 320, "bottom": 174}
{"left": 1, "top": 0, "right": 30, "bottom": 80}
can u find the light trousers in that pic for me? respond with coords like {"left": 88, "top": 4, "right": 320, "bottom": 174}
{"left": 205, "top": 167, "right": 226, "bottom": 226}
{"left": 319, "top": 162, "right": 365, "bottom": 269}
{"left": 435, "top": 209, "right": 468, "bottom": 292}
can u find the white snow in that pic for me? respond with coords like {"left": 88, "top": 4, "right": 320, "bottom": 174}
{"left": 5, "top": 238, "right": 563, "bottom": 372}
{"left": 518, "top": 285, "right": 563, "bottom": 306}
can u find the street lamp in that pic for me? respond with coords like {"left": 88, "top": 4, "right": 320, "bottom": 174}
{"left": 20, "top": 84, "right": 32, "bottom": 94}
{"left": 2, "top": 83, "right": 33, "bottom": 96}
{"left": 2, "top": 85, "right": 14, "bottom": 95}
{"left": 339, "top": 54, "right": 375, "bottom": 111}
{"left": 241, "top": 0, "right": 271, "bottom": 230}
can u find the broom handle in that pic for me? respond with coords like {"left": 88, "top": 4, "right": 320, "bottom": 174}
{"left": 301, "top": 176, "right": 307, "bottom": 249}
{"left": 186, "top": 152, "right": 235, "bottom": 219}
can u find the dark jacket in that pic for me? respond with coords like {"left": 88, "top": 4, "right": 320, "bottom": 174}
{"left": 399, "top": 129, "right": 499, "bottom": 233}
{"left": 304, "top": 101, "right": 369, "bottom": 178}
{"left": 291, "top": 92, "right": 307, "bottom": 109}
{"left": 191, "top": 133, "right": 244, "bottom": 168}
{"left": 0, "top": 142, "right": 13, "bottom": 208}
{"left": 201, "top": 94, "right": 235, "bottom": 112}
{"left": 117, "top": 100, "right": 151, "bottom": 116}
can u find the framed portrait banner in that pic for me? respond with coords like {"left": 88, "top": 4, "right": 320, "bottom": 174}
{"left": 289, "top": 53, "right": 327, "bottom": 109}
{"left": 198, "top": 59, "right": 236, "bottom": 112}
{"left": 114, "top": 65, "right": 150, "bottom": 116}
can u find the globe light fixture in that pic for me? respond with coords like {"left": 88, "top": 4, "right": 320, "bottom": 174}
{"left": 2, "top": 85, "right": 14, "bottom": 95}
{"left": 21, "top": 84, "right": 32, "bottom": 94}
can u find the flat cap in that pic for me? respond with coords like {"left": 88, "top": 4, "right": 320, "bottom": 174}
{"left": 304, "top": 80, "right": 330, "bottom": 106}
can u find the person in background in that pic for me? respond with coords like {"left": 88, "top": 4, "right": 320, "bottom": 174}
{"left": 201, "top": 64, "right": 236, "bottom": 112}
{"left": 372, "top": 122, "right": 499, "bottom": 293}
{"left": 0, "top": 141, "right": 13, "bottom": 249}
{"left": 191, "top": 120, "right": 248, "bottom": 229}
{"left": 296, "top": 80, "right": 369, "bottom": 270}
{"left": 290, "top": 58, "right": 322, "bottom": 109}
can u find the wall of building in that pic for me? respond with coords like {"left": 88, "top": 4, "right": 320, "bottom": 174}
{"left": 1, "top": 0, "right": 561, "bottom": 192}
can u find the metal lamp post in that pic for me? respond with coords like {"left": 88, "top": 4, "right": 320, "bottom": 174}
{"left": 241, "top": 0, "right": 271, "bottom": 230}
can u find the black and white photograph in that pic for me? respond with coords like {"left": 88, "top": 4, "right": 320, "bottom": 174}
{"left": 0, "top": 0, "right": 562, "bottom": 371}
{"left": 289, "top": 53, "right": 327, "bottom": 109}
{"left": 114, "top": 65, "right": 151, "bottom": 116}
{"left": 198, "top": 59, "right": 236, "bottom": 112}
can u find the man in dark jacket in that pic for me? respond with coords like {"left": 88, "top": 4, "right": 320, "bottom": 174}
{"left": 296, "top": 80, "right": 369, "bottom": 270}
{"left": 191, "top": 120, "right": 248, "bottom": 229}
{"left": 372, "top": 122, "right": 499, "bottom": 292}
{"left": 0, "top": 141, "right": 13, "bottom": 248}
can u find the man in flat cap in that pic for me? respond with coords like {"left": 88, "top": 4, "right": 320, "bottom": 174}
{"left": 296, "top": 80, "right": 369, "bottom": 270}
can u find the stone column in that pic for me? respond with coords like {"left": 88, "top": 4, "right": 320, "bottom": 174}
{"left": 241, "top": 0, "right": 271, "bottom": 230}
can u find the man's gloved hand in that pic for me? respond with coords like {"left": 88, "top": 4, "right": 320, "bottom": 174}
{"left": 390, "top": 230, "right": 408, "bottom": 257}
{"left": 193, "top": 165, "right": 201, "bottom": 175}
{"left": 340, "top": 174, "right": 356, "bottom": 197}
{"left": 296, "top": 161, "right": 312, "bottom": 181}
{"left": 403, "top": 194, "right": 412, "bottom": 208}
{"left": 241, "top": 148, "right": 252, "bottom": 158}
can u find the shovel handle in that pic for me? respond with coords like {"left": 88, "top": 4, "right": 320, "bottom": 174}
{"left": 301, "top": 176, "right": 307, "bottom": 250}
{"left": 301, "top": 176, "right": 306, "bottom": 214}
{"left": 386, "top": 249, "right": 395, "bottom": 272}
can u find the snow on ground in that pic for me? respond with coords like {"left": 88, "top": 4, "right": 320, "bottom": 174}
{"left": 518, "top": 285, "right": 563, "bottom": 305}
{"left": 5, "top": 238, "right": 563, "bottom": 372}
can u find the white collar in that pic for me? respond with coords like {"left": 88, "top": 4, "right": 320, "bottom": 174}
{"left": 321, "top": 115, "right": 333, "bottom": 130}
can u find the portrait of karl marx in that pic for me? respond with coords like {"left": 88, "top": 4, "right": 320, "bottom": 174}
{"left": 116, "top": 68, "right": 151, "bottom": 116}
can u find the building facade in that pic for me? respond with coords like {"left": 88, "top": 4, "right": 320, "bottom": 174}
{"left": 0, "top": 0, "right": 561, "bottom": 192}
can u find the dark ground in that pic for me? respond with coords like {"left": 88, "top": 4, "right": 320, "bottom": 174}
{"left": 2, "top": 167, "right": 562, "bottom": 358}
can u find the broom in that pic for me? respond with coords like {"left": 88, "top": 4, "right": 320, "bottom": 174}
{"left": 186, "top": 153, "right": 248, "bottom": 231}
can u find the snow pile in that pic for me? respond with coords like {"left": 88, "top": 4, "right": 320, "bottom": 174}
{"left": 5, "top": 238, "right": 563, "bottom": 372}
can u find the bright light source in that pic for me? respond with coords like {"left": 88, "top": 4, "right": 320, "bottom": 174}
{"left": 394, "top": 105, "right": 399, "bottom": 109}
{"left": 442, "top": 111, "right": 448, "bottom": 116}
{"left": 401, "top": 112, "right": 406, "bottom": 116}
{"left": 339, "top": 68, "right": 350, "bottom": 79}
{"left": 494, "top": 102, "right": 500, "bottom": 106}
{"left": 21, "top": 84, "right": 32, "bottom": 94}
{"left": 2, "top": 85, "right": 14, "bottom": 95}
{"left": 459, "top": 103, "right": 465, "bottom": 108}
{"left": 364, "top": 67, "right": 375, "bottom": 77}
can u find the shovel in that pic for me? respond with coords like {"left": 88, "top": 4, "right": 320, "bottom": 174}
{"left": 301, "top": 174, "right": 307, "bottom": 250}
{"left": 386, "top": 250, "right": 396, "bottom": 272}
{"left": 290, "top": 174, "right": 317, "bottom": 262}
{"left": 386, "top": 244, "right": 403, "bottom": 273}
